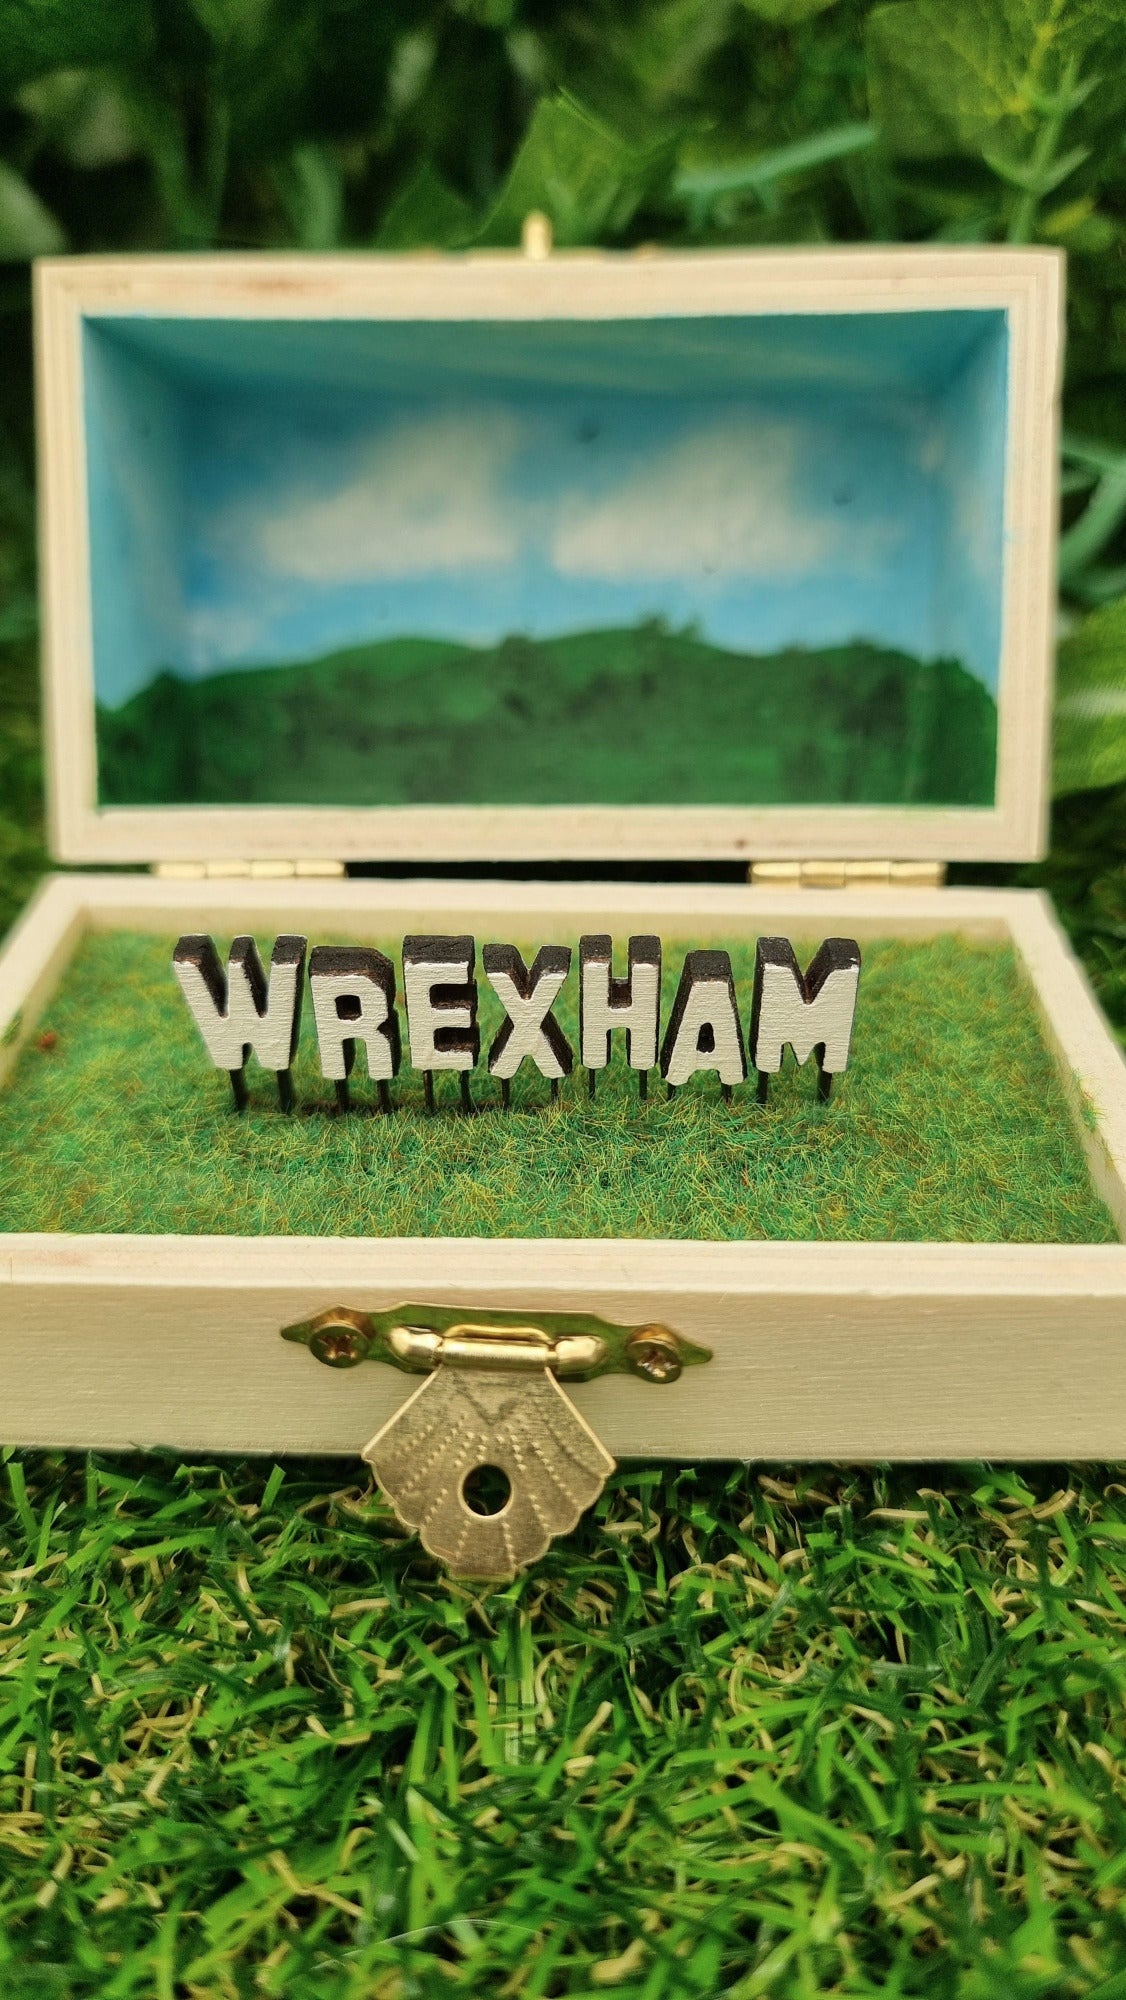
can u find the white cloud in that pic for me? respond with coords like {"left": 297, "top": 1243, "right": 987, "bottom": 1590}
{"left": 219, "top": 409, "right": 526, "bottom": 583}
{"left": 551, "top": 419, "right": 873, "bottom": 582}
{"left": 184, "top": 602, "right": 273, "bottom": 674}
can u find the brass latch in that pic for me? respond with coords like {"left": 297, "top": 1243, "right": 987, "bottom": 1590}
{"left": 281, "top": 1303, "right": 710, "bottom": 1579}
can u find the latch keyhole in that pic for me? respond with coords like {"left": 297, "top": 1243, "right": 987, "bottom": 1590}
{"left": 461, "top": 1464, "right": 513, "bottom": 1516}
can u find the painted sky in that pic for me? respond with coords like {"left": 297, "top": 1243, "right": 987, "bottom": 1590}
{"left": 84, "top": 313, "right": 1008, "bottom": 710}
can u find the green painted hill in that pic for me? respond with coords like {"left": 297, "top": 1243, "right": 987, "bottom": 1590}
{"left": 95, "top": 623, "right": 998, "bottom": 809}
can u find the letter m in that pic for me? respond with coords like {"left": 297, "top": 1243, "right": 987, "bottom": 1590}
{"left": 751, "top": 936, "right": 861, "bottom": 1077}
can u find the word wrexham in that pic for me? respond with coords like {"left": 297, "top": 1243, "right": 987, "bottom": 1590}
{"left": 173, "top": 932, "right": 861, "bottom": 1115}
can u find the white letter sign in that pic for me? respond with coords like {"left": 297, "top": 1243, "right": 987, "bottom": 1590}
{"left": 309, "top": 945, "right": 400, "bottom": 1113}
{"left": 403, "top": 934, "right": 480, "bottom": 1113}
{"left": 173, "top": 933, "right": 306, "bottom": 1112}
{"left": 484, "top": 944, "right": 573, "bottom": 1106}
{"left": 579, "top": 934, "right": 661, "bottom": 1098}
{"left": 751, "top": 936, "right": 861, "bottom": 1102}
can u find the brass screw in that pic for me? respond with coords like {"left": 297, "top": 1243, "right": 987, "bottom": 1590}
{"left": 310, "top": 1325, "right": 367, "bottom": 1368}
{"left": 626, "top": 1326, "right": 682, "bottom": 1383}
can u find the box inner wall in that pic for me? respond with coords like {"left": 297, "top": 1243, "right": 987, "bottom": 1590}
{"left": 0, "top": 928, "right": 1113, "bottom": 1244}
{"left": 83, "top": 309, "right": 1008, "bottom": 816}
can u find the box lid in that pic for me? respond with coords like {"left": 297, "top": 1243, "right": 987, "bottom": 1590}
{"left": 34, "top": 246, "right": 1062, "bottom": 869}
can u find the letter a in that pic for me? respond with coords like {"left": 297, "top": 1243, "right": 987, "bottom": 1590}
{"left": 660, "top": 950, "right": 746, "bottom": 1099}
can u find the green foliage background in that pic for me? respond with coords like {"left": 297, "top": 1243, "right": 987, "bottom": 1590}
{"left": 0, "top": 0, "right": 1124, "bottom": 1030}
{"left": 2, "top": 5, "right": 1126, "bottom": 1995}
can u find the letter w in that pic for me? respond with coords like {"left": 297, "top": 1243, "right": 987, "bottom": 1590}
{"left": 173, "top": 934, "right": 306, "bottom": 1074}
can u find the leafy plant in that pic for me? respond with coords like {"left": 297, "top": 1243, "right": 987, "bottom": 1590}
{"left": 0, "top": 0, "right": 1119, "bottom": 1006}
{"left": 0, "top": 1, "right": 1121, "bottom": 874}
{"left": 0, "top": 7, "right": 1126, "bottom": 1988}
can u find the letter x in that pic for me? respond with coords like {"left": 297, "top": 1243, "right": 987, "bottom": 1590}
{"left": 483, "top": 944, "right": 573, "bottom": 1097}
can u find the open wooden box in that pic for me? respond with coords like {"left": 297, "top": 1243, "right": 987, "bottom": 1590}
{"left": 2, "top": 247, "right": 1125, "bottom": 1568}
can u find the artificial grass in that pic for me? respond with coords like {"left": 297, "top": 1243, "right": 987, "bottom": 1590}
{"left": 0, "top": 928, "right": 1115, "bottom": 1244}
{"left": 2, "top": 1450, "right": 1126, "bottom": 1997}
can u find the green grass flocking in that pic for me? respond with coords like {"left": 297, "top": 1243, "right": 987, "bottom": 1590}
{"left": 0, "top": 930, "right": 1112, "bottom": 1245}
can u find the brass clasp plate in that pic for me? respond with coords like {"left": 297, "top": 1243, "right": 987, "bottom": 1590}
{"left": 281, "top": 1303, "right": 711, "bottom": 1579}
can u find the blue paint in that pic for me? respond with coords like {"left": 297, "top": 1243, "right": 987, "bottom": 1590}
{"left": 85, "top": 328, "right": 188, "bottom": 716}
{"left": 83, "top": 306, "right": 1008, "bottom": 788}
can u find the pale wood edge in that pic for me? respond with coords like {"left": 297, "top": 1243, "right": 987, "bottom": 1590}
{"left": 0, "top": 874, "right": 90, "bottom": 1087}
{"left": 49, "top": 803, "right": 1042, "bottom": 868}
{"left": 994, "top": 254, "right": 1060, "bottom": 860}
{"left": 35, "top": 262, "right": 96, "bottom": 869}
{"left": 2, "top": 1235, "right": 1125, "bottom": 1458}
{"left": 1007, "top": 890, "right": 1126, "bottom": 1236}
{"left": 33, "top": 245, "right": 1067, "bottom": 314}
{"left": 64, "top": 869, "right": 1029, "bottom": 932}
{"left": 34, "top": 248, "right": 1062, "bottom": 868}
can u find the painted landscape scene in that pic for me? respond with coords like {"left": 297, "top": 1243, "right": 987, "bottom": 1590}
{"left": 96, "top": 626, "right": 997, "bottom": 808}
{"left": 85, "top": 314, "right": 1007, "bottom": 811}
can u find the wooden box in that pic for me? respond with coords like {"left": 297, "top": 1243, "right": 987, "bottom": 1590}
{"left": 3, "top": 247, "right": 1124, "bottom": 1557}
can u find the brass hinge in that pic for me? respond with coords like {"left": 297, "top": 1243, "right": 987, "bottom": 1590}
{"left": 282, "top": 1303, "right": 711, "bottom": 1579}
{"left": 151, "top": 860, "right": 345, "bottom": 880}
{"left": 748, "top": 860, "right": 946, "bottom": 890}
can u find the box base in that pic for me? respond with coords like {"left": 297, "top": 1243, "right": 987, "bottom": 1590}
{"left": 1, "top": 875, "right": 1125, "bottom": 1458}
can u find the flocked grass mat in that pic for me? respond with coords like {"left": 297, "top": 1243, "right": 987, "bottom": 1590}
{"left": 1, "top": 1451, "right": 1125, "bottom": 1996}
{"left": 0, "top": 929, "right": 1115, "bottom": 1243}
